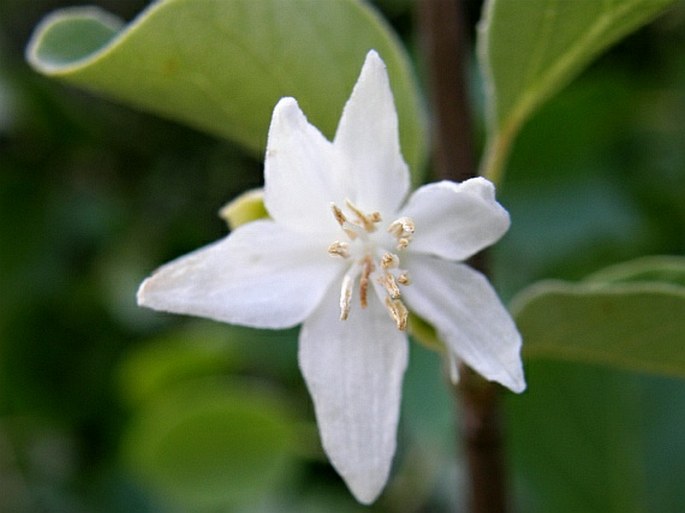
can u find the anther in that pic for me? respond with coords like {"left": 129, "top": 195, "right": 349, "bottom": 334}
{"left": 331, "top": 204, "right": 347, "bottom": 227}
{"left": 359, "top": 256, "right": 374, "bottom": 308}
{"left": 388, "top": 216, "right": 415, "bottom": 250}
{"left": 339, "top": 274, "right": 354, "bottom": 320}
{"left": 385, "top": 297, "right": 408, "bottom": 331}
{"left": 388, "top": 217, "right": 415, "bottom": 237}
{"left": 380, "top": 252, "right": 399, "bottom": 269}
{"left": 397, "top": 271, "right": 411, "bottom": 285}
{"left": 328, "top": 241, "right": 350, "bottom": 258}
{"left": 379, "top": 272, "right": 401, "bottom": 299}
{"left": 331, "top": 203, "right": 359, "bottom": 239}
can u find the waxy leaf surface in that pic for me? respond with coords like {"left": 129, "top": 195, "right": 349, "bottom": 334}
{"left": 478, "top": 0, "right": 676, "bottom": 182}
{"left": 27, "top": 0, "right": 426, "bottom": 176}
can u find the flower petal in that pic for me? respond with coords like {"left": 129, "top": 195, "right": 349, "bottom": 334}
{"left": 137, "top": 220, "right": 340, "bottom": 328}
{"left": 403, "top": 254, "right": 525, "bottom": 392}
{"left": 402, "top": 178, "right": 510, "bottom": 261}
{"left": 264, "top": 98, "right": 339, "bottom": 234}
{"left": 299, "top": 285, "right": 408, "bottom": 504}
{"left": 333, "top": 50, "right": 410, "bottom": 215}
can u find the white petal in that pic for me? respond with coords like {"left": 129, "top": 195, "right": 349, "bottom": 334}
{"left": 264, "top": 98, "right": 340, "bottom": 234}
{"left": 401, "top": 178, "right": 510, "bottom": 261}
{"left": 333, "top": 50, "right": 410, "bottom": 215}
{"left": 299, "top": 285, "right": 408, "bottom": 504}
{"left": 402, "top": 254, "right": 525, "bottom": 392}
{"left": 137, "top": 220, "right": 340, "bottom": 329}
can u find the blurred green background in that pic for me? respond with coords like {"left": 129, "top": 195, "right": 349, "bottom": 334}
{"left": 1, "top": 0, "right": 684, "bottom": 512}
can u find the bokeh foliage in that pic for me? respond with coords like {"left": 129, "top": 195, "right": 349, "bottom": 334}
{"left": 1, "top": 0, "right": 685, "bottom": 511}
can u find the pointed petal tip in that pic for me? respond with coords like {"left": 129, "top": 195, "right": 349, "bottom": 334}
{"left": 349, "top": 483, "right": 383, "bottom": 505}
{"left": 271, "top": 96, "right": 302, "bottom": 122}
{"left": 497, "top": 360, "right": 527, "bottom": 394}
{"left": 363, "top": 48, "right": 384, "bottom": 67}
{"left": 359, "top": 48, "right": 389, "bottom": 82}
{"left": 135, "top": 277, "right": 152, "bottom": 307}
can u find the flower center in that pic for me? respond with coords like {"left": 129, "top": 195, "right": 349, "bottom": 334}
{"left": 327, "top": 200, "right": 414, "bottom": 331}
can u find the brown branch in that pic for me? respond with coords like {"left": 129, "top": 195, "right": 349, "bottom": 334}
{"left": 417, "top": 1, "right": 511, "bottom": 512}
{"left": 417, "top": 0, "right": 476, "bottom": 183}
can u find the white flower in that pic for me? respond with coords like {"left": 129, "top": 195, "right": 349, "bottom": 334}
{"left": 137, "top": 50, "right": 525, "bottom": 504}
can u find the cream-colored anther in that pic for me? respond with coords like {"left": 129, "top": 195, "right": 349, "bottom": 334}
{"left": 331, "top": 204, "right": 347, "bottom": 226}
{"left": 397, "top": 271, "right": 411, "bottom": 285}
{"left": 385, "top": 297, "right": 408, "bottom": 331}
{"left": 331, "top": 203, "right": 358, "bottom": 240}
{"left": 328, "top": 241, "right": 350, "bottom": 258}
{"left": 359, "top": 256, "right": 374, "bottom": 308}
{"left": 388, "top": 216, "right": 415, "bottom": 250}
{"left": 388, "top": 216, "right": 415, "bottom": 237}
{"left": 380, "top": 252, "right": 399, "bottom": 269}
{"left": 379, "top": 272, "right": 401, "bottom": 299}
{"left": 339, "top": 274, "right": 354, "bottom": 320}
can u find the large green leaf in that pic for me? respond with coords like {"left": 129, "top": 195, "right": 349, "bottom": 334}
{"left": 478, "top": 0, "right": 677, "bottom": 183}
{"left": 507, "top": 360, "right": 685, "bottom": 513}
{"left": 27, "top": 0, "right": 426, "bottom": 176}
{"left": 511, "top": 256, "right": 685, "bottom": 377}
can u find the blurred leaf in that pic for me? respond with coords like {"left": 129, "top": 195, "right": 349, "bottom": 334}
{"left": 512, "top": 270, "right": 685, "bottom": 377}
{"left": 118, "top": 324, "right": 240, "bottom": 407}
{"left": 122, "top": 378, "right": 297, "bottom": 509}
{"left": 478, "top": 0, "right": 677, "bottom": 183}
{"left": 26, "top": 0, "right": 426, "bottom": 177}
{"left": 508, "top": 360, "right": 685, "bottom": 513}
{"left": 586, "top": 255, "right": 685, "bottom": 287}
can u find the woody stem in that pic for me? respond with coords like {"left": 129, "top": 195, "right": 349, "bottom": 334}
{"left": 418, "top": 1, "right": 511, "bottom": 512}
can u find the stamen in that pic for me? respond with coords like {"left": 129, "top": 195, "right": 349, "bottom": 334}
{"left": 388, "top": 216, "right": 415, "bottom": 250}
{"left": 388, "top": 216, "right": 415, "bottom": 237}
{"left": 346, "top": 199, "right": 382, "bottom": 232}
{"left": 331, "top": 204, "right": 347, "bottom": 226}
{"left": 331, "top": 203, "right": 359, "bottom": 239}
{"left": 359, "top": 256, "right": 374, "bottom": 308}
{"left": 397, "top": 271, "right": 411, "bottom": 285}
{"left": 339, "top": 274, "right": 354, "bottom": 320}
{"left": 379, "top": 272, "right": 401, "bottom": 299}
{"left": 385, "top": 297, "right": 408, "bottom": 331}
{"left": 380, "top": 252, "right": 399, "bottom": 269}
{"left": 328, "top": 241, "right": 350, "bottom": 258}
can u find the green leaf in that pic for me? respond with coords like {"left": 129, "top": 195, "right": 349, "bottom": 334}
{"left": 511, "top": 276, "right": 685, "bottom": 378}
{"left": 117, "top": 324, "right": 240, "bottom": 407}
{"left": 122, "top": 379, "right": 298, "bottom": 509}
{"left": 26, "top": 0, "right": 426, "bottom": 177}
{"left": 508, "top": 360, "right": 685, "bottom": 513}
{"left": 478, "top": 0, "right": 677, "bottom": 183}
{"left": 585, "top": 255, "right": 685, "bottom": 288}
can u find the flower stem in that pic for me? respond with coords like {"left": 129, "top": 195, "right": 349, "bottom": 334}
{"left": 418, "top": 1, "right": 510, "bottom": 512}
